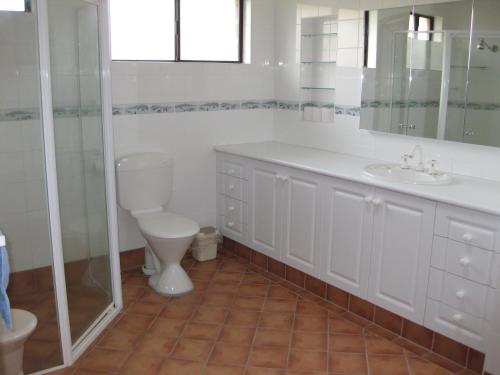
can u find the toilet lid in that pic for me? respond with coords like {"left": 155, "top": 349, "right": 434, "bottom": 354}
{"left": 137, "top": 212, "right": 200, "bottom": 239}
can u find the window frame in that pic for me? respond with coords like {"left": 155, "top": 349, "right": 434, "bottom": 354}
{"left": 111, "top": 0, "right": 244, "bottom": 63}
{"left": 409, "top": 11, "right": 435, "bottom": 41}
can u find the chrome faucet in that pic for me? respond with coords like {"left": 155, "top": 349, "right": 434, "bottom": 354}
{"left": 409, "top": 145, "right": 425, "bottom": 171}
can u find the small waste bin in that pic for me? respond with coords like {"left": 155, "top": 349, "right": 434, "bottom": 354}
{"left": 191, "top": 227, "right": 222, "bottom": 261}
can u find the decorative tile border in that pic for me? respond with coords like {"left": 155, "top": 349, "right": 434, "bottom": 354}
{"left": 362, "top": 99, "right": 500, "bottom": 111}
{"left": 0, "top": 106, "right": 101, "bottom": 122}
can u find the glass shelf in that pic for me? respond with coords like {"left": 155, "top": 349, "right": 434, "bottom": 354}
{"left": 301, "top": 61, "right": 336, "bottom": 64}
{"left": 301, "top": 32, "right": 338, "bottom": 38}
{"left": 300, "top": 87, "right": 336, "bottom": 90}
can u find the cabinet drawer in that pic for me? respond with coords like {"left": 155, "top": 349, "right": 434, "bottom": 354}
{"left": 220, "top": 160, "right": 246, "bottom": 180}
{"left": 220, "top": 215, "right": 246, "bottom": 238}
{"left": 431, "top": 236, "right": 494, "bottom": 286}
{"left": 436, "top": 204, "right": 500, "bottom": 251}
{"left": 219, "top": 195, "right": 246, "bottom": 224}
{"left": 222, "top": 175, "right": 245, "bottom": 201}
{"left": 428, "top": 268, "right": 488, "bottom": 318}
{"left": 424, "top": 299, "right": 485, "bottom": 351}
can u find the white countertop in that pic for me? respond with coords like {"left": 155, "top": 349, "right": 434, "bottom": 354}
{"left": 215, "top": 141, "right": 500, "bottom": 216}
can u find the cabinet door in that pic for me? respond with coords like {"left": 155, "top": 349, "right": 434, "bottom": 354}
{"left": 321, "top": 178, "right": 375, "bottom": 298}
{"left": 368, "top": 189, "right": 436, "bottom": 323}
{"left": 281, "top": 168, "right": 322, "bottom": 274}
{"left": 248, "top": 161, "right": 282, "bottom": 260}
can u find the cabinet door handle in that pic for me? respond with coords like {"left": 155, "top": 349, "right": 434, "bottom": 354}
{"left": 227, "top": 205, "right": 235, "bottom": 212}
{"left": 227, "top": 168, "right": 235, "bottom": 175}
{"left": 227, "top": 221, "right": 235, "bottom": 228}
{"left": 463, "top": 233, "right": 473, "bottom": 243}
{"left": 364, "top": 196, "right": 373, "bottom": 205}
{"left": 455, "top": 290, "right": 466, "bottom": 299}
{"left": 276, "top": 175, "right": 289, "bottom": 182}
{"left": 452, "top": 313, "right": 463, "bottom": 322}
{"left": 372, "top": 198, "right": 383, "bottom": 207}
{"left": 459, "top": 256, "right": 471, "bottom": 266}
{"left": 228, "top": 184, "right": 235, "bottom": 191}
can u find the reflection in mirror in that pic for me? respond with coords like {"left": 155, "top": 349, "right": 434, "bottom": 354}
{"left": 360, "top": 0, "right": 500, "bottom": 148}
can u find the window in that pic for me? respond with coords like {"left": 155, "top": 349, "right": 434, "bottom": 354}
{"left": 110, "top": 0, "right": 243, "bottom": 62}
{"left": 409, "top": 12, "right": 434, "bottom": 41}
{"left": 0, "top": 0, "right": 28, "bottom": 12}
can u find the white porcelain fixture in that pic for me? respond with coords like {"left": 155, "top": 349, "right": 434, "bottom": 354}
{"left": 363, "top": 163, "right": 452, "bottom": 185}
{"left": 116, "top": 153, "right": 199, "bottom": 296}
{"left": 0, "top": 309, "right": 37, "bottom": 375}
{"left": 215, "top": 142, "right": 500, "bottom": 352}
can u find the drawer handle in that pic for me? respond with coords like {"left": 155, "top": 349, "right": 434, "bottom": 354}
{"left": 227, "top": 221, "right": 235, "bottom": 228}
{"left": 228, "top": 184, "right": 235, "bottom": 191}
{"left": 459, "top": 256, "right": 471, "bottom": 266}
{"left": 372, "top": 198, "right": 383, "bottom": 207}
{"left": 364, "top": 196, "right": 374, "bottom": 205}
{"left": 228, "top": 205, "right": 235, "bottom": 212}
{"left": 227, "top": 169, "right": 235, "bottom": 175}
{"left": 463, "top": 233, "right": 473, "bottom": 243}
{"left": 455, "top": 290, "right": 466, "bottom": 299}
{"left": 452, "top": 313, "right": 463, "bottom": 322}
{"left": 276, "top": 175, "right": 289, "bottom": 182}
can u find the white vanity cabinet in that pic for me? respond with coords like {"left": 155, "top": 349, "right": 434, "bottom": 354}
{"left": 367, "top": 190, "right": 436, "bottom": 323}
{"left": 247, "top": 159, "right": 323, "bottom": 274}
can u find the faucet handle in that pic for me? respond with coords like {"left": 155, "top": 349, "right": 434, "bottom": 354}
{"left": 401, "top": 154, "right": 411, "bottom": 170}
{"left": 428, "top": 159, "right": 439, "bottom": 175}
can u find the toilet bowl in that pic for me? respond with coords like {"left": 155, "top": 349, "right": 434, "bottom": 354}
{"left": 0, "top": 309, "right": 37, "bottom": 375}
{"left": 137, "top": 211, "right": 199, "bottom": 295}
{"left": 116, "top": 153, "right": 200, "bottom": 296}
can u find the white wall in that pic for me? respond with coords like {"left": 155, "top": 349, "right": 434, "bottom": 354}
{"left": 112, "top": 0, "right": 276, "bottom": 251}
{"left": 273, "top": 0, "right": 500, "bottom": 185}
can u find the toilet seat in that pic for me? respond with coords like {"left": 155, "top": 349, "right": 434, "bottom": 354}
{"left": 137, "top": 211, "right": 199, "bottom": 239}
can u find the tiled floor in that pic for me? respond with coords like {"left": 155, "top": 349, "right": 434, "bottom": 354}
{"left": 52, "top": 250, "right": 478, "bottom": 375}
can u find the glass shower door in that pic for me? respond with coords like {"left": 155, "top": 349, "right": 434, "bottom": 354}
{"left": 46, "top": 0, "right": 113, "bottom": 343}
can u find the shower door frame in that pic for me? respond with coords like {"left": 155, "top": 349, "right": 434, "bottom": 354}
{"left": 35, "top": 0, "right": 122, "bottom": 370}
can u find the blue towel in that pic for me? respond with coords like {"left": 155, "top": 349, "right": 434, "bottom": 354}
{"left": 0, "top": 246, "right": 12, "bottom": 329}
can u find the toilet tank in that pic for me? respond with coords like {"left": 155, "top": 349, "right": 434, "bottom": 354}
{"left": 116, "top": 153, "right": 173, "bottom": 211}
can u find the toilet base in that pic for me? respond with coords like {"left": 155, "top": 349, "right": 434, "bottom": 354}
{"left": 148, "top": 263, "right": 193, "bottom": 296}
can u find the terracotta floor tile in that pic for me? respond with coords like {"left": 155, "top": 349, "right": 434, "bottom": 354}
{"left": 79, "top": 348, "right": 130, "bottom": 372}
{"left": 126, "top": 301, "right": 164, "bottom": 316}
{"left": 263, "top": 298, "right": 297, "bottom": 312}
{"left": 218, "top": 326, "right": 256, "bottom": 346}
{"left": 329, "top": 352, "right": 368, "bottom": 374}
{"left": 364, "top": 324, "right": 400, "bottom": 341}
{"left": 368, "top": 355, "right": 410, "bottom": 375}
{"left": 365, "top": 336, "right": 405, "bottom": 355}
{"left": 139, "top": 289, "right": 170, "bottom": 304}
{"left": 158, "top": 359, "right": 204, "bottom": 375}
{"left": 213, "top": 272, "right": 244, "bottom": 282}
{"left": 253, "top": 329, "right": 291, "bottom": 347}
{"left": 232, "top": 296, "right": 265, "bottom": 311}
{"left": 191, "top": 306, "right": 228, "bottom": 324}
{"left": 135, "top": 335, "right": 177, "bottom": 357}
{"left": 296, "top": 300, "right": 328, "bottom": 316}
{"left": 202, "top": 292, "right": 235, "bottom": 307}
{"left": 294, "top": 315, "right": 328, "bottom": 332}
{"left": 329, "top": 316, "right": 364, "bottom": 335}
{"left": 120, "top": 353, "right": 164, "bottom": 375}
{"left": 248, "top": 346, "right": 289, "bottom": 369}
{"left": 238, "top": 284, "right": 269, "bottom": 297}
{"left": 245, "top": 367, "right": 285, "bottom": 375}
{"left": 267, "top": 285, "right": 298, "bottom": 300}
{"left": 242, "top": 273, "right": 271, "bottom": 284}
{"left": 182, "top": 322, "right": 221, "bottom": 341}
{"left": 208, "top": 281, "right": 241, "bottom": 294}
{"left": 148, "top": 318, "right": 186, "bottom": 337}
{"left": 160, "top": 302, "right": 196, "bottom": 320}
{"left": 423, "top": 352, "right": 464, "bottom": 373}
{"left": 205, "top": 364, "right": 244, "bottom": 375}
{"left": 189, "top": 268, "right": 216, "bottom": 280}
{"left": 209, "top": 343, "right": 250, "bottom": 366}
{"left": 408, "top": 357, "right": 453, "bottom": 375}
{"left": 193, "top": 279, "right": 210, "bottom": 291}
{"left": 170, "top": 338, "right": 213, "bottom": 362}
{"left": 114, "top": 314, "right": 154, "bottom": 333}
{"left": 291, "top": 332, "right": 327, "bottom": 351}
{"left": 173, "top": 292, "right": 205, "bottom": 305}
{"left": 226, "top": 310, "right": 261, "bottom": 327}
{"left": 287, "top": 350, "right": 327, "bottom": 372}
{"left": 330, "top": 335, "right": 366, "bottom": 353}
{"left": 259, "top": 312, "right": 294, "bottom": 330}
{"left": 97, "top": 329, "right": 142, "bottom": 351}
{"left": 393, "top": 337, "right": 429, "bottom": 356}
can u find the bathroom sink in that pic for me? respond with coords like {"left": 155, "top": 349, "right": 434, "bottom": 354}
{"left": 363, "top": 164, "right": 452, "bottom": 185}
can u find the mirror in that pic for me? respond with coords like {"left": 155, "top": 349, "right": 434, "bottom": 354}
{"left": 361, "top": 0, "right": 500, "bottom": 148}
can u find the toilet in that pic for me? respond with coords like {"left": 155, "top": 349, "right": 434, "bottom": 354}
{"left": 116, "top": 153, "right": 200, "bottom": 296}
{"left": 0, "top": 309, "right": 37, "bottom": 375}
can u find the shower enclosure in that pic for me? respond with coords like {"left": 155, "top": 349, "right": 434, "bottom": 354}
{"left": 0, "top": 0, "right": 121, "bottom": 373}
